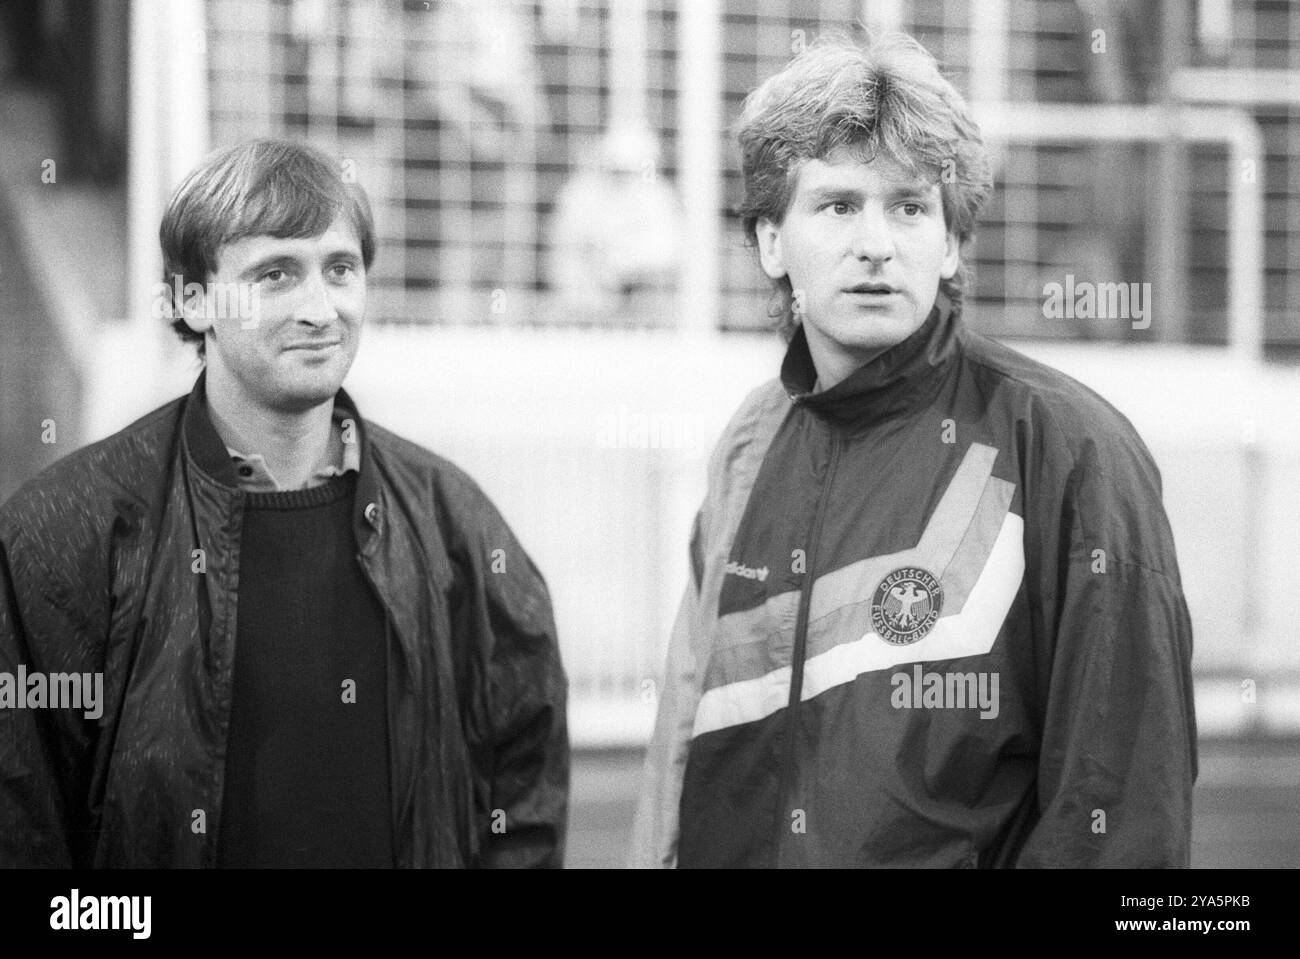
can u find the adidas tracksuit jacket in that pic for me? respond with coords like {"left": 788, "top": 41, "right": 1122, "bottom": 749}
{"left": 631, "top": 295, "right": 1197, "bottom": 868}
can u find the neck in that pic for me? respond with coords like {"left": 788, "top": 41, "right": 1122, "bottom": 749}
{"left": 802, "top": 324, "right": 890, "bottom": 392}
{"left": 204, "top": 364, "right": 337, "bottom": 490}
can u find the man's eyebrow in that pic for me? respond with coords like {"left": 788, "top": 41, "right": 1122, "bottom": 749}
{"left": 884, "top": 181, "right": 940, "bottom": 199}
{"left": 801, "top": 181, "right": 939, "bottom": 204}
{"left": 323, "top": 248, "right": 362, "bottom": 264}
{"left": 802, "top": 185, "right": 865, "bottom": 204}
{"left": 238, "top": 254, "right": 299, "bottom": 281}
{"left": 237, "top": 248, "right": 361, "bottom": 280}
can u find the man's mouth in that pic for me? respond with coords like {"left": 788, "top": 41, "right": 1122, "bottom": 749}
{"left": 283, "top": 340, "right": 341, "bottom": 352}
{"left": 845, "top": 282, "right": 898, "bottom": 295}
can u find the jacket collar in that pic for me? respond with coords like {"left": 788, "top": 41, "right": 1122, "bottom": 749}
{"left": 780, "top": 292, "right": 960, "bottom": 431}
{"left": 181, "top": 370, "right": 384, "bottom": 550}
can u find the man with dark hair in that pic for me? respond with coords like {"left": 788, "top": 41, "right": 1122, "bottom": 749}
{"left": 0, "top": 138, "right": 569, "bottom": 868}
{"left": 632, "top": 31, "right": 1196, "bottom": 868}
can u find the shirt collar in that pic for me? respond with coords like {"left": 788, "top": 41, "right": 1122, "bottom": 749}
{"left": 225, "top": 406, "right": 361, "bottom": 493}
{"left": 181, "top": 373, "right": 384, "bottom": 552}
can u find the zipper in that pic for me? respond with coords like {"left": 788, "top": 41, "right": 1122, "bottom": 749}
{"left": 354, "top": 550, "right": 410, "bottom": 868}
{"left": 771, "top": 423, "right": 842, "bottom": 867}
{"left": 204, "top": 486, "right": 243, "bottom": 868}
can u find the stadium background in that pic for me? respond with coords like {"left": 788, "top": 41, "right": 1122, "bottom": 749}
{"left": 0, "top": 0, "right": 1297, "bottom": 866}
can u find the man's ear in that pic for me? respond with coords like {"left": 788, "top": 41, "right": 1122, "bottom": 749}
{"left": 179, "top": 280, "right": 213, "bottom": 335}
{"left": 755, "top": 217, "right": 787, "bottom": 281}
{"left": 940, "top": 230, "right": 960, "bottom": 281}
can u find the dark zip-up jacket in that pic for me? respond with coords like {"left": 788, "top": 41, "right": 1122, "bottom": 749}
{"left": 0, "top": 374, "right": 568, "bottom": 867}
{"left": 631, "top": 297, "right": 1197, "bottom": 868}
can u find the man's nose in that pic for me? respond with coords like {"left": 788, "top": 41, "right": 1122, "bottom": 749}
{"left": 292, "top": 273, "right": 340, "bottom": 324}
{"left": 849, "top": 208, "right": 895, "bottom": 264}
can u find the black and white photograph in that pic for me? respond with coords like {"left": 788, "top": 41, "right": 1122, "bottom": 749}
{"left": 0, "top": 0, "right": 1294, "bottom": 937}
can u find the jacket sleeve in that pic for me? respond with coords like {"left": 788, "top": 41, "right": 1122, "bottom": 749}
{"left": 0, "top": 519, "right": 96, "bottom": 867}
{"left": 1014, "top": 441, "right": 1197, "bottom": 868}
{"left": 628, "top": 510, "right": 707, "bottom": 868}
{"left": 453, "top": 488, "right": 569, "bottom": 869}
{"left": 629, "top": 382, "right": 786, "bottom": 868}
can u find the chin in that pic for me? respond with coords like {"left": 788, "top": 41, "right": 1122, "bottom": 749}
{"left": 269, "top": 375, "right": 345, "bottom": 413}
{"left": 819, "top": 321, "right": 903, "bottom": 355}
{"left": 841, "top": 312, "right": 923, "bottom": 348}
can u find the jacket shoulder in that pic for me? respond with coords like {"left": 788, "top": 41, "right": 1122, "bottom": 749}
{"left": 707, "top": 377, "right": 791, "bottom": 486}
{"left": 690, "top": 377, "right": 791, "bottom": 565}
{"left": 957, "top": 328, "right": 1178, "bottom": 577}
{"left": 0, "top": 397, "right": 185, "bottom": 533}
{"left": 958, "top": 328, "right": 1159, "bottom": 475}
{"left": 362, "top": 419, "right": 509, "bottom": 531}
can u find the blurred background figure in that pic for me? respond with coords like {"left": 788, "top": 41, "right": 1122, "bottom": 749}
{"left": 548, "top": 122, "right": 681, "bottom": 322}
{"left": 1047, "top": 0, "right": 1159, "bottom": 341}
{"left": 403, "top": 0, "right": 549, "bottom": 159}
{"left": 1, "top": 0, "right": 1298, "bottom": 868}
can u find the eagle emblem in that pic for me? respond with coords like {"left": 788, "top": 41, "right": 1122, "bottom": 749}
{"left": 871, "top": 567, "right": 944, "bottom": 645}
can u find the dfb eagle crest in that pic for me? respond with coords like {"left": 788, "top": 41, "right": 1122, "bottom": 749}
{"left": 870, "top": 567, "right": 944, "bottom": 645}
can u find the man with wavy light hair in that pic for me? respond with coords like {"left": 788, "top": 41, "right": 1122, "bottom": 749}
{"left": 633, "top": 31, "right": 1195, "bottom": 868}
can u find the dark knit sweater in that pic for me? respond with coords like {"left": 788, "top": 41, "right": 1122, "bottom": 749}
{"left": 216, "top": 472, "right": 394, "bottom": 867}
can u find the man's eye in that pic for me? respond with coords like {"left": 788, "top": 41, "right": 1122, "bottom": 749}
{"left": 899, "top": 202, "right": 924, "bottom": 216}
{"left": 330, "top": 263, "right": 355, "bottom": 279}
{"left": 829, "top": 201, "right": 853, "bottom": 215}
{"left": 260, "top": 269, "right": 287, "bottom": 283}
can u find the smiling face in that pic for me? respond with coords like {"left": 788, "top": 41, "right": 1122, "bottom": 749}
{"left": 182, "top": 216, "right": 366, "bottom": 414}
{"left": 755, "top": 147, "right": 959, "bottom": 385}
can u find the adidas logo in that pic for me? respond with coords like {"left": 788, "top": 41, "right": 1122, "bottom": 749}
{"left": 724, "top": 560, "right": 769, "bottom": 582}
